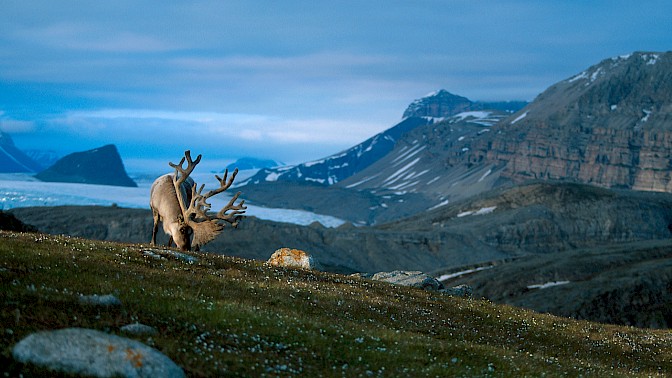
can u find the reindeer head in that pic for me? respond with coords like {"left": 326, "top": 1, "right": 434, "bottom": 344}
{"left": 168, "top": 150, "right": 247, "bottom": 251}
{"left": 169, "top": 214, "right": 193, "bottom": 251}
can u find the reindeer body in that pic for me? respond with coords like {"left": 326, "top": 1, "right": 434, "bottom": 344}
{"left": 150, "top": 174, "right": 195, "bottom": 251}
{"left": 149, "top": 151, "right": 246, "bottom": 252}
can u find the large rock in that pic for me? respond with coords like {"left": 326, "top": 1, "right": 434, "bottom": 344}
{"left": 12, "top": 328, "right": 184, "bottom": 377}
{"left": 371, "top": 271, "right": 444, "bottom": 291}
{"left": 35, "top": 144, "right": 137, "bottom": 187}
{"left": 268, "top": 248, "right": 321, "bottom": 270}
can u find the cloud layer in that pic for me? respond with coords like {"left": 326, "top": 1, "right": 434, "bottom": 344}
{"left": 1, "top": 1, "right": 671, "bottom": 169}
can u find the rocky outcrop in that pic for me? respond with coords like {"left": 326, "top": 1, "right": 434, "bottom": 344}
{"left": 354, "top": 270, "right": 473, "bottom": 297}
{"left": 35, "top": 144, "right": 137, "bottom": 187}
{"left": 0, "top": 211, "right": 37, "bottom": 232}
{"left": 370, "top": 270, "right": 444, "bottom": 291}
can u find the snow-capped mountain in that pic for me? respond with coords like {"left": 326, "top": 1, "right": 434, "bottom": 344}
{"left": 402, "top": 89, "right": 526, "bottom": 120}
{"left": 241, "top": 90, "right": 525, "bottom": 187}
{"left": 346, "top": 51, "right": 672, "bottom": 211}
{"left": 336, "top": 109, "right": 514, "bottom": 207}
{"left": 241, "top": 116, "right": 431, "bottom": 186}
{"left": 241, "top": 51, "right": 672, "bottom": 224}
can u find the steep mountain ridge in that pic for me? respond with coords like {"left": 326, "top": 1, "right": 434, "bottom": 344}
{"left": 0, "top": 132, "right": 43, "bottom": 173}
{"left": 242, "top": 90, "right": 525, "bottom": 188}
{"left": 241, "top": 116, "right": 431, "bottom": 186}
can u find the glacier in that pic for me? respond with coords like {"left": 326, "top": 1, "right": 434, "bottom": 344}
{"left": 0, "top": 173, "right": 345, "bottom": 228}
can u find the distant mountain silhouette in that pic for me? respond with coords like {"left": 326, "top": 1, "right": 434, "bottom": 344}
{"left": 0, "top": 132, "right": 43, "bottom": 173}
{"left": 35, "top": 144, "right": 137, "bottom": 187}
{"left": 226, "top": 157, "right": 282, "bottom": 171}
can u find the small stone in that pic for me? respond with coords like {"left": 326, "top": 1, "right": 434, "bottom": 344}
{"left": 440, "top": 284, "right": 473, "bottom": 298}
{"left": 121, "top": 323, "right": 158, "bottom": 336}
{"left": 79, "top": 294, "right": 122, "bottom": 307}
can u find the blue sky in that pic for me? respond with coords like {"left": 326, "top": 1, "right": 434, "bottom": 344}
{"left": 1, "top": 1, "right": 671, "bottom": 173}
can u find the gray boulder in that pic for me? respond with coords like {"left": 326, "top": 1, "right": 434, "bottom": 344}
{"left": 12, "top": 328, "right": 184, "bottom": 378}
{"left": 371, "top": 271, "right": 444, "bottom": 291}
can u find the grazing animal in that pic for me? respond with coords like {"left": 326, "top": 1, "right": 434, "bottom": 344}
{"left": 150, "top": 150, "right": 246, "bottom": 251}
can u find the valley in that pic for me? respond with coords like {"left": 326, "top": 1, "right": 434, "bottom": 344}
{"left": 3, "top": 51, "right": 672, "bottom": 334}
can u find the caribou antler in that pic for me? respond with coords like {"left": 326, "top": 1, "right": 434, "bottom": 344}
{"left": 216, "top": 191, "right": 247, "bottom": 227}
{"left": 196, "top": 169, "right": 247, "bottom": 227}
{"left": 169, "top": 150, "right": 202, "bottom": 214}
{"left": 169, "top": 150, "right": 202, "bottom": 185}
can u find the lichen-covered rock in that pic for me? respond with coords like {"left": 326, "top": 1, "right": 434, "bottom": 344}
{"left": 371, "top": 271, "right": 444, "bottom": 291}
{"left": 12, "top": 328, "right": 184, "bottom": 377}
{"left": 268, "top": 248, "right": 321, "bottom": 270}
{"left": 440, "top": 284, "right": 473, "bottom": 298}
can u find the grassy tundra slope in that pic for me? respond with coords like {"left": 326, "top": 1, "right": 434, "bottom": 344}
{"left": 1, "top": 231, "right": 671, "bottom": 376}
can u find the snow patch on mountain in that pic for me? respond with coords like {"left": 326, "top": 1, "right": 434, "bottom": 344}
{"left": 511, "top": 111, "right": 528, "bottom": 125}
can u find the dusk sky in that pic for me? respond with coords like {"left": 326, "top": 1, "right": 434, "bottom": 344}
{"left": 1, "top": 1, "right": 671, "bottom": 173}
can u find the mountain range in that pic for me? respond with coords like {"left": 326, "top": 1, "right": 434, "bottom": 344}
{"left": 240, "top": 51, "right": 672, "bottom": 225}
{"left": 242, "top": 90, "right": 525, "bottom": 187}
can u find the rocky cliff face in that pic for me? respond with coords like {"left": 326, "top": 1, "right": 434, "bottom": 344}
{"left": 475, "top": 51, "right": 672, "bottom": 192}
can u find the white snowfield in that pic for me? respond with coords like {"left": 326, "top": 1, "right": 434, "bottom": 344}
{"left": 0, "top": 173, "right": 345, "bottom": 228}
{"left": 527, "top": 281, "right": 570, "bottom": 290}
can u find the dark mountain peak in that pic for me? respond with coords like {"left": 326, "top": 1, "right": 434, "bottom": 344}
{"left": 402, "top": 90, "right": 474, "bottom": 119}
{"left": 226, "top": 157, "right": 282, "bottom": 171}
{"left": 35, "top": 144, "right": 137, "bottom": 187}
{"left": 0, "top": 131, "right": 43, "bottom": 173}
{"left": 403, "top": 90, "right": 527, "bottom": 119}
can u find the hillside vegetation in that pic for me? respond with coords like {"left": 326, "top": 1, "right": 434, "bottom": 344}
{"left": 1, "top": 231, "right": 672, "bottom": 376}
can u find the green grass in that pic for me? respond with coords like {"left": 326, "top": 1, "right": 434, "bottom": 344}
{"left": 1, "top": 230, "right": 671, "bottom": 377}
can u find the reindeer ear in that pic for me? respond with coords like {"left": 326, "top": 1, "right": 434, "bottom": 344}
{"left": 191, "top": 220, "right": 224, "bottom": 250}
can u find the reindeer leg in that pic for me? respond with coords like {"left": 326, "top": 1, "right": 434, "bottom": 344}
{"left": 151, "top": 209, "right": 160, "bottom": 246}
{"left": 167, "top": 236, "right": 174, "bottom": 248}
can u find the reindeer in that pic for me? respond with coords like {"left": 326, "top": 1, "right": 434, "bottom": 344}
{"left": 150, "top": 150, "right": 246, "bottom": 251}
